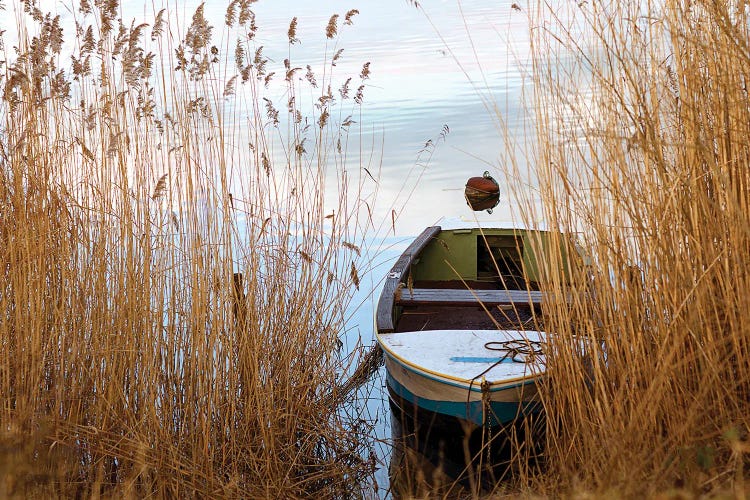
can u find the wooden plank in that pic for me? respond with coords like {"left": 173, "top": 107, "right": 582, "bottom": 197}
{"left": 376, "top": 226, "right": 442, "bottom": 333}
{"left": 396, "top": 288, "right": 544, "bottom": 306}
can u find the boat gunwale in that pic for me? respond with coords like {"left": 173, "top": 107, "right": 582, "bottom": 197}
{"left": 375, "top": 225, "right": 441, "bottom": 333}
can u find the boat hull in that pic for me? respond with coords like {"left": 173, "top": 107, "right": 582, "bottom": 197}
{"left": 383, "top": 348, "right": 541, "bottom": 427}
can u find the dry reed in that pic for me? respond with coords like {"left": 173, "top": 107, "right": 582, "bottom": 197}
{"left": 504, "top": 0, "right": 750, "bottom": 496}
{"left": 0, "top": 1, "right": 378, "bottom": 497}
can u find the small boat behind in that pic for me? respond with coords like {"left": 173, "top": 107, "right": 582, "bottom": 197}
{"left": 375, "top": 219, "right": 577, "bottom": 427}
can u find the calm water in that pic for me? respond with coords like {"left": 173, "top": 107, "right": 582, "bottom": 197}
{"left": 27, "top": 0, "right": 536, "bottom": 226}
{"left": 36, "top": 0, "right": 536, "bottom": 494}
{"left": 127, "top": 0, "right": 534, "bottom": 230}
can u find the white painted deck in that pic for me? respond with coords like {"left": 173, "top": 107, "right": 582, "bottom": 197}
{"left": 378, "top": 329, "right": 546, "bottom": 383}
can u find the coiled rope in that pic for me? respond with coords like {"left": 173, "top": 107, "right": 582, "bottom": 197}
{"left": 483, "top": 339, "right": 545, "bottom": 364}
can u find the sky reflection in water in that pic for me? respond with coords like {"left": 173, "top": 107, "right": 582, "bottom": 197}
{"left": 202, "top": 0, "right": 537, "bottom": 234}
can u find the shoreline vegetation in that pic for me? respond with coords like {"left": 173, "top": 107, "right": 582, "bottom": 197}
{"left": 1, "top": 0, "right": 749, "bottom": 498}
{"left": 1, "top": 0, "right": 380, "bottom": 497}
{"left": 520, "top": 0, "right": 750, "bottom": 497}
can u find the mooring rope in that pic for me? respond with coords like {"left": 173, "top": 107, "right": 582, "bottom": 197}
{"left": 467, "top": 338, "right": 545, "bottom": 424}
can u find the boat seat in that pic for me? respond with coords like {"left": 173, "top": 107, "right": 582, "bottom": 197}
{"left": 395, "top": 288, "right": 544, "bottom": 307}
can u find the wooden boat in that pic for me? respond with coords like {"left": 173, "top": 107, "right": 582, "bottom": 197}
{"left": 375, "top": 219, "right": 576, "bottom": 428}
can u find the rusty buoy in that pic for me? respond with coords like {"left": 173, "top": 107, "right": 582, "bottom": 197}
{"left": 465, "top": 171, "right": 500, "bottom": 213}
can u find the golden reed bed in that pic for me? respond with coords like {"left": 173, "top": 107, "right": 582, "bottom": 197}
{"left": 1, "top": 0, "right": 749, "bottom": 498}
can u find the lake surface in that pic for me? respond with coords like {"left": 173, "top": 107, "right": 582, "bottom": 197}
{"left": 134, "top": 0, "right": 535, "bottom": 231}
{"left": 26, "top": 0, "right": 537, "bottom": 228}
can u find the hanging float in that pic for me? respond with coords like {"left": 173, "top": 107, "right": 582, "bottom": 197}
{"left": 464, "top": 171, "right": 500, "bottom": 213}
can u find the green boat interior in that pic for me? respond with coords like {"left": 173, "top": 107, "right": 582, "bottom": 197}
{"left": 376, "top": 225, "right": 577, "bottom": 333}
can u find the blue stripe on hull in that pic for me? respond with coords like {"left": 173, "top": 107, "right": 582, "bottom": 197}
{"left": 449, "top": 356, "right": 516, "bottom": 363}
{"left": 386, "top": 372, "right": 540, "bottom": 427}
